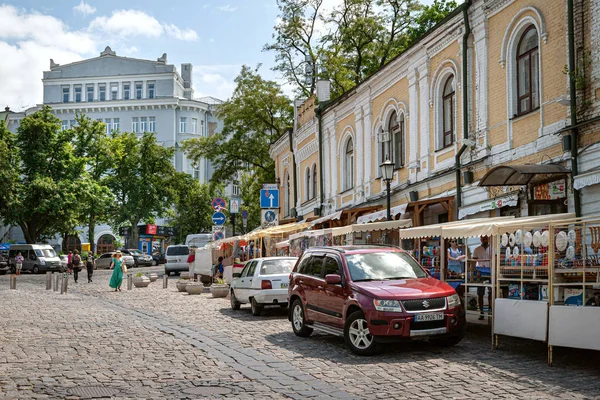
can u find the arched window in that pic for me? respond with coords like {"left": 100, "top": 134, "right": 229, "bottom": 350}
{"left": 284, "top": 171, "right": 290, "bottom": 216}
{"left": 442, "top": 75, "right": 455, "bottom": 148}
{"left": 517, "top": 25, "right": 539, "bottom": 115}
{"left": 305, "top": 168, "right": 311, "bottom": 201}
{"left": 344, "top": 138, "right": 354, "bottom": 190}
{"left": 390, "top": 111, "right": 404, "bottom": 168}
{"left": 381, "top": 128, "right": 391, "bottom": 164}
{"left": 311, "top": 164, "right": 317, "bottom": 200}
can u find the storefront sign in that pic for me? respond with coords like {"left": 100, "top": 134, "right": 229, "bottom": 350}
{"left": 146, "top": 224, "right": 157, "bottom": 235}
{"left": 534, "top": 180, "right": 565, "bottom": 200}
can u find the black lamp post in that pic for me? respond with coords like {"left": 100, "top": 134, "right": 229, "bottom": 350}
{"left": 380, "top": 157, "right": 394, "bottom": 221}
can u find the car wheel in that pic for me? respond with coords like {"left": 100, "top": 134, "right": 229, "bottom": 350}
{"left": 32, "top": 265, "right": 40, "bottom": 274}
{"left": 152, "top": 259, "right": 158, "bottom": 266}
{"left": 291, "top": 299, "right": 313, "bottom": 337}
{"left": 230, "top": 289, "right": 241, "bottom": 310}
{"left": 344, "top": 310, "right": 378, "bottom": 356}
{"left": 251, "top": 298, "right": 263, "bottom": 316}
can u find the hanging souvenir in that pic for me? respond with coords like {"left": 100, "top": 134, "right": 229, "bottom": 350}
{"left": 501, "top": 233, "right": 509, "bottom": 247}
{"left": 555, "top": 231, "right": 568, "bottom": 252}
{"left": 541, "top": 231, "right": 550, "bottom": 248}
{"left": 515, "top": 230, "right": 522, "bottom": 246}
{"left": 532, "top": 231, "right": 541, "bottom": 247}
{"left": 566, "top": 246, "right": 575, "bottom": 261}
{"left": 567, "top": 229, "right": 577, "bottom": 244}
{"left": 509, "top": 233, "right": 516, "bottom": 247}
{"left": 524, "top": 231, "right": 533, "bottom": 248}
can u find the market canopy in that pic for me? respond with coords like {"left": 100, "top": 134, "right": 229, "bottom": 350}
{"left": 356, "top": 204, "right": 407, "bottom": 224}
{"left": 309, "top": 210, "right": 343, "bottom": 227}
{"left": 442, "top": 213, "right": 576, "bottom": 239}
{"left": 244, "top": 221, "right": 312, "bottom": 240}
{"left": 479, "top": 164, "right": 571, "bottom": 187}
{"left": 398, "top": 217, "right": 514, "bottom": 239}
{"left": 332, "top": 219, "right": 413, "bottom": 237}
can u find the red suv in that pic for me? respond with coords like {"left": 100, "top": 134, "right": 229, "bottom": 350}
{"left": 288, "top": 246, "right": 465, "bottom": 355}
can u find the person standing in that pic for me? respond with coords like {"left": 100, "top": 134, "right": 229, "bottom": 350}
{"left": 72, "top": 250, "right": 82, "bottom": 283}
{"left": 67, "top": 251, "right": 73, "bottom": 275}
{"left": 15, "top": 252, "right": 24, "bottom": 276}
{"left": 447, "top": 240, "right": 466, "bottom": 276}
{"left": 109, "top": 250, "right": 124, "bottom": 292}
{"left": 473, "top": 236, "right": 492, "bottom": 320}
{"left": 213, "top": 256, "right": 224, "bottom": 281}
{"left": 86, "top": 253, "right": 95, "bottom": 283}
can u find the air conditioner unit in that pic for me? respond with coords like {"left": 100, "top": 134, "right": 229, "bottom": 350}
{"left": 463, "top": 171, "right": 474, "bottom": 185}
{"left": 409, "top": 191, "right": 419, "bottom": 202}
{"left": 313, "top": 207, "right": 321, "bottom": 217}
{"left": 290, "top": 208, "right": 298, "bottom": 218}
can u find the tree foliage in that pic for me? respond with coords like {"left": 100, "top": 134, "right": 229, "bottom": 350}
{"left": 107, "top": 131, "right": 176, "bottom": 246}
{"left": 0, "top": 106, "right": 87, "bottom": 243}
{"left": 183, "top": 65, "right": 293, "bottom": 186}
{"left": 168, "top": 172, "right": 214, "bottom": 241}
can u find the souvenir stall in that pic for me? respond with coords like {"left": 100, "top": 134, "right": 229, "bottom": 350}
{"left": 331, "top": 219, "right": 413, "bottom": 246}
{"left": 437, "top": 213, "right": 574, "bottom": 345}
{"left": 245, "top": 222, "right": 312, "bottom": 259}
{"left": 547, "top": 217, "right": 600, "bottom": 365}
{"left": 289, "top": 228, "right": 334, "bottom": 257}
{"left": 275, "top": 240, "right": 290, "bottom": 256}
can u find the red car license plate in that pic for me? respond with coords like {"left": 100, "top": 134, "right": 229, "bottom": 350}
{"left": 414, "top": 313, "right": 444, "bottom": 322}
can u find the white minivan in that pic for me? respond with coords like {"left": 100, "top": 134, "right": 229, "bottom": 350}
{"left": 165, "top": 245, "right": 190, "bottom": 276}
{"left": 9, "top": 244, "right": 64, "bottom": 274}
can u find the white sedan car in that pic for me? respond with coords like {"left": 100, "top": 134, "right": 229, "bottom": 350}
{"left": 230, "top": 257, "right": 298, "bottom": 316}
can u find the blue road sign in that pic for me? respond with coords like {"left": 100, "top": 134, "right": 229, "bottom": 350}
{"left": 241, "top": 210, "right": 249, "bottom": 219}
{"left": 213, "top": 231, "right": 224, "bottom": 241}
{"left": 260, "top": 189, "right": 279, "bottom": 209}
{"left": 265, "top": 210, "right": 276, "bottom": 223}
{"left": 212, "top": 212, "right": 226, "bottom": 226}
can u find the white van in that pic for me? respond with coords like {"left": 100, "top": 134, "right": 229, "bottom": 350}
{"left": 165, "top": 245, "right": 190, "bottom": 276}
{"left": 9, "top": 244, "right": 64, "bottom": 274}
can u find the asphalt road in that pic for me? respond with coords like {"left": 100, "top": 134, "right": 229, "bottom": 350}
{"left": 1, "top": 267, "right": 599, "bottom": 399}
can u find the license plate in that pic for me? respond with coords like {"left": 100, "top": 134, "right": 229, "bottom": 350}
{"left": 414, "top": 313, "right": 444, "bottom": 322}
{"left": 281, "top": 283, "right": 289, "bottom": 288}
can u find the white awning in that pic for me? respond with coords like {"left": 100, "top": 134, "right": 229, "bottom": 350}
{"left": 332, "top": 219, "right": 413, "bottom": 237}
{"left": 442, "top": 213, "right": 576, "bottom": 239}
{"left": 574, "top": 170, "right": 600, "bottom": 190}
{"left": 275, "top": 240, "right": 290, "bottom": 249}
{"left": 458, "top": 195, "right": 519, "bottom": 219}
{"left": 289, "top": 228, "right": 333, "bottom": 241}
{"left": 356, "top": 204, "right": 407, "bottom": 224}
{"left": 398, "top": 217, "right": 513, "bottom": 239}
{"left": 310, "top": 210, "right": 343, "bottom": 226}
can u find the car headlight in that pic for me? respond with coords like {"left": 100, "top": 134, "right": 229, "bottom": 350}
{"left": 373, "top": 299, "right": 403, "bottom": 312}
{"left": 447, "top": 293, "right": 461, "bottom": 308}
{"left": 40, "top": 259, "right": 46, "bottom": 265}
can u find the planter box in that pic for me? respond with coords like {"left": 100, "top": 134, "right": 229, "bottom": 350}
{"left": 180, "top": 272, "right": 191, "bottom": 280}
{"left": 133, "top": 276, "right": 151, "bottom": 288}
{"left": 210, "top": 284, "right": 229, "bottom": 298}
{"left": 176, "top": 280, "right": 189, "bottom": 292}
{"left": 149, "top": 273, "right": 158, "bottom": 282}
{"left": 185, "top": 283, "right": 205, "bottom": 295}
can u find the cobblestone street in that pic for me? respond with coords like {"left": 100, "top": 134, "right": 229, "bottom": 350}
{"left": 1, "top": 268, "right": 599, "bottom": 399}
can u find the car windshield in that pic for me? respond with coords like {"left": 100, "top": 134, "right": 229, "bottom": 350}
{"left": 345, "top": 251, "right": 427, "bottom": 282}
{"left": 166, "top": 246, "right": 189, "bottom": 256}
{"left": 260, "top": 259, "right": 296, "bottom": 275}
{"left": 34, "top": 249, "right": 57, "bottom": 258}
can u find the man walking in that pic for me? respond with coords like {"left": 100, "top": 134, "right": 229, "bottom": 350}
{"left": 86, "top": 253, "right": 95, "bottom": 283}
{"left": 473, "top": 236, "right": 492, "bottom": 320}
{"left": 72, "top": 250, "right": 82, "bottom": 283}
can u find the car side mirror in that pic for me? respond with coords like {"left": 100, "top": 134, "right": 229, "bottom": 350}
{"left": 325, "top": 274, "right": 342, "bottom": 285}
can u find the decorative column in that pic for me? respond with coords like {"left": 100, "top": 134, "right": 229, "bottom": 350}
{"left": 418, "top": 61, "right": 430, "bottom": 180}
{"left": 354, "top": 105, "right": 364, "bottom": 191}
{"left": 408, "top": 68, "right": 420, "bottom": 182}
{"left": 363, "top": 105, "right": 372, "bottom": 195}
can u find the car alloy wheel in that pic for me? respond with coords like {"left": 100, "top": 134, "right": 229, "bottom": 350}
{"left": 344, "top": 310, "right": 377, "bottom": 355}
{"left": 291, "top": 299, "right": 313, "bottom": 337}
{"left": 32, "top": 265, "right": 39, "bottom": 274}
{"left": 251, "top": 298, "right": 263, "bottom": 316}
{"left": 230, "top": 289, "right": 241, "bottom": 310}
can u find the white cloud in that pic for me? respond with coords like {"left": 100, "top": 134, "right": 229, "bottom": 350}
{"left": 88, "top": 10, "right": 198, "bottom": 41}
{"left": 0, "top": 5, "right": 97, "bottom": 110}
{"left": 217, "top": 4, "right": 238, "bottom": 12}
{"left": 73, "top": 0, "right": 96, "bottom": 16}
{"left": 192, "top": 65, "right": 240, "bottom": 101}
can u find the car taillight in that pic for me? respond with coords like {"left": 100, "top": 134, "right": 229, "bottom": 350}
{"left": 261, "top": 280, "right": 272, "bottom": 290}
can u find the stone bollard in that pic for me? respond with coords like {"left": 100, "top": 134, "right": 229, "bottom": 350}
{"left": 46, "top": 272, "right": 52, "bottom": 290}
{"left": 9, "top": 274, "right": 16, "bottom": 290}
{"left": 60, "top": 273, "right": 68, "bottom": 294}
{"left": 53, "top": 273, "right": 60, "bottom": 291}
{"left": 163, "top": 274, "right": 168, "bottom": 288}
{"left": 127, "top": 274, "right": 133, "bottom": 290}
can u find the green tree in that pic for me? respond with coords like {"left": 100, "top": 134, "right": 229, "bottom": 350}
{"left": 239, "top": 171, "right": 265, "bottom": 233}
{"left": 406, "top": 0, "right": 458, "bottom": 42}
{"left": 107, "top": 131, "right": 176, "bottom": 247}
{"left": 169, "top": 172, "right": 213, "bottom": 241}
{"left": 71, "top": 115, "right": 115, "bottom": 254}
{"left": 184, "top": 65, "right": 293, "bottom": 186}
{"left": 0, "top": 106, "right": 86, "bottom": 243}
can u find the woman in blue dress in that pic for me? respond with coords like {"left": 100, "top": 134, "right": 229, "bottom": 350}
{"left": 447, "top": 240, "right": 466, "bottom": 276}
{"left": 109, "top": 250, "right": 124, "bottom": 292}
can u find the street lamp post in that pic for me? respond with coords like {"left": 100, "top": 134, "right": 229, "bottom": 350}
{"left": 380, "top": 157, "right": 394, "bottom": 221}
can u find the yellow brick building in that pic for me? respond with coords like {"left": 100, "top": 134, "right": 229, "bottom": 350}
{"left": 270, "top": 0, "right": 600, "bottom": 226}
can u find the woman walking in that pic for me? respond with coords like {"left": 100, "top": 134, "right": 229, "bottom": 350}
{"left": 86, "top": 253, "right": 95, "bottom": 283}
{"left": 15, "top": 252, "right": 24, "bottom": 276}
{"left": 72, "top": 250, "right": 82, "bottom": 283}
{"left": 109, "top": 250, "right": 125, "bottom": 292}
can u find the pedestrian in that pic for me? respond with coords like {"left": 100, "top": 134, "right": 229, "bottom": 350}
{"left": 109, "top": 250, "right": 125, "bottom": 292}
{"left": 67, "top": 250, "right": 73, "bottom": 274}
{"left": 72, "top": 249, "right": 82, "bottom": 283}
{"left": 187, "top": 248, "right": 196, "bottom": 279}
{"left": 473, "top": 236, "right": 492, "bottom": 320}
{"left": 213, "top": 256, "right": 224, "bottom": 281}
{"left": 15, "top": 252, "right": 24, "bottom": 276}
{"left": 447, "top": 239, "right": 466, "bottom": 276}
{"left": 86, "top": 252, "right": 95, "bottom": 283}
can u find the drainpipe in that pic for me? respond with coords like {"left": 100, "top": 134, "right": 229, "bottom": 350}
{"left": 288, "top": 128, "right": 298, "bottom": 213}
{"left": 316, "top": 104, "right": 325, "bottom": 215}
{"left": 567, "top": 0, "right": 581, "bottom": 217}
{"left": 455, "top": 0, "right": 472, "bottom": 210}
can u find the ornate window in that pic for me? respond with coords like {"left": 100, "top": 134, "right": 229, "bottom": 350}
{"left": 305, "top": 168, "right": 311, "bottom": 201}
{"left": 517, "top": 25, "right": 540, "bottom": 115}
{"left": 344, "top": 138, "right": 354, "bottom": 190}
{"left": 390, "top": 111, "right": 404, "bottom": 168}
{"left": 284, "top": 171, "right": 290, "bottom": 216}
{"left": 311, "top": 164, "right": 317, "bottom": 200}
{"left": 442, "top": 75, "right": 455, "bottom": 149}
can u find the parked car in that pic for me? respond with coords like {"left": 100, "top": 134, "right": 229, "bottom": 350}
{"left": 164, "top": 245, "right": 190, "bottom": 276}
{"left": 152, "top": 252, "right": 166, "bottom": 266}
{"left": 95, "top": 252, "right": 135, "bottom": 269}
{"left": 59, "top": 255, "right": 69, "bottom": 271}
{"left": 8, "top": 244, "right": 63, "bottom": 274}
{"left": 0, "top": 253, "right": 8, "bottom": 275}
{"left": 230, "top": 257, "right": 298, "bottom": 315}
{"left": 288, "top": 246, "right": 466, "bottom": 355}
{"left": 118, "top": 248, "right": 153, "bottom": 267}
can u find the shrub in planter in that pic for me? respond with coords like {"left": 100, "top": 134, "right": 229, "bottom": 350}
{"left": 210, "top": 278, "right": 229, "bottom": 298}
{"left": 133, "top": 273, "right": 151, "bottom": 288}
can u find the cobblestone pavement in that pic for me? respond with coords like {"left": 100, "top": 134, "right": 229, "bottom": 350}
{"left": 1, "top": 268, "right": 599, "bottom": 399}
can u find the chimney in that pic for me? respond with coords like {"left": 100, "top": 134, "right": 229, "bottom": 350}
{"left": 181, "top": 63, "right": 194, "bottom": 99}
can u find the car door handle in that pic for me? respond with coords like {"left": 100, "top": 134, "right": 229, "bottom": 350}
{"left": 298, "top": 280, "right": 304, "bottom": 284}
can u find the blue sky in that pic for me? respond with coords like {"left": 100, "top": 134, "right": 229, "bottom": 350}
{"left": 0, "top": 0, "right": 435, "bottom": 110}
